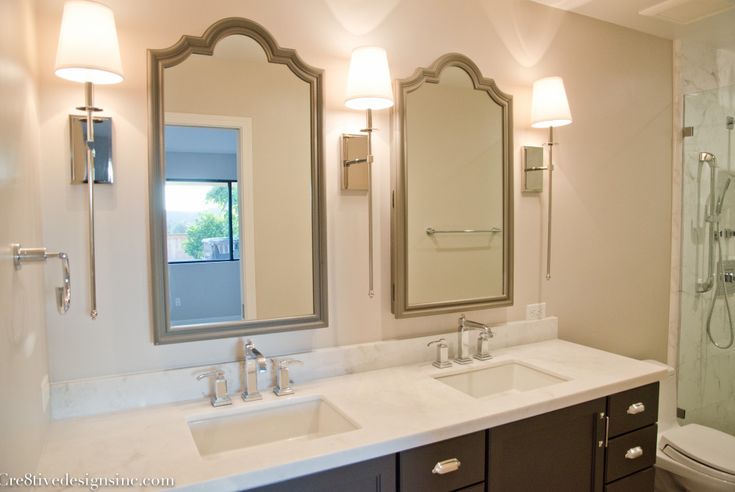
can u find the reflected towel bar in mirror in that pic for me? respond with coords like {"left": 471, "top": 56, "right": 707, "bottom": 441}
{"left": 425, "top": 227, "right": 502, "bottom": 236}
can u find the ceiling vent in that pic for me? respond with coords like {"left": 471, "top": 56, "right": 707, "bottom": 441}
{"left": 639, "top": 0, "right": 735, "bottom": 24}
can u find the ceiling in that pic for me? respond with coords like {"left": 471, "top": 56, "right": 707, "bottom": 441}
{"left": 530, "top": 0, "right": 735, "bottom": 49}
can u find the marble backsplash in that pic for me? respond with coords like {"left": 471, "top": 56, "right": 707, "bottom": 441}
{"left": 50, "top": 317, "right": 558, "bottom": 420}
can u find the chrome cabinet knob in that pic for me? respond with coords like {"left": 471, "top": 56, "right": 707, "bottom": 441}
{"left": 432, "top": 458, "right": 461, "bottom": 475}
{"left": 626, "top": 402, "right": 645, "bottom": 415}
{"left": 624, "top": 446, "right": 644, "bottom": 460}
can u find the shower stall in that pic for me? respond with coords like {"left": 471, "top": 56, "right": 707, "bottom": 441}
{"left": 679, "top": 83, "right": 735, "bottom": 437}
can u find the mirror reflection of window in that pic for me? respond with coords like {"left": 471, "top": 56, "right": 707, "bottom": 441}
{"left": 164, "top": 124, "right": 246, "bottom": 326}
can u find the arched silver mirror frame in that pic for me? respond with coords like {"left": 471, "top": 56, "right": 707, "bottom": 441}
{"left": 391, "top": 53, "right": 513, "bottom": 318}
{"left": 148, "top": 18, "right": 327, "bottom": 344}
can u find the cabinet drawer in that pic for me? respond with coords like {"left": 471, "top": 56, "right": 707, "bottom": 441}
{"left": 399, "top": 431, "right": 485, "bottom": 492}
{"left": 251, "top": 455, "right": 396, "bottom": 492}
{"left": 604, "top": 467, "right": 654, "bottom": 492}
{"left": 605, "top": 425, "right": 657, "bottom": 483}
{"left": 607, "top": 383, "right": 659, "bottom": 437}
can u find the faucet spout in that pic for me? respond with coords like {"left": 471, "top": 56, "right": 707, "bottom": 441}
{"left": 242, "top": 339, "right": 267, "bottom": 401}
{"left": 455, "top": 314, "right": 492, "bottom": 364}
{"left": 460, "top": 315, "right": 490, "bottom": 334}
{"left": 248, "top": 344, "right": 267, "bottom": 372}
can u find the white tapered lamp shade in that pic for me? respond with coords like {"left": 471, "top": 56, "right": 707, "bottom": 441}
{"left": 531, "top": 76, "right": 572, "bottom": 128}
{"left": 345, "top": 46, "right": 394, "bottom": 110}
{"left": 55, "top": 0, "right": 124, "bottom": 84}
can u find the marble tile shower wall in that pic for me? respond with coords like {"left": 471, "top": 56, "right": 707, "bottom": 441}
{"left": 678, "top": 40, "right": 735, "bottom": 436}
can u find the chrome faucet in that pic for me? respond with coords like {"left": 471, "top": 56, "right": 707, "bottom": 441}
{"left": 242, "top": 339, "right": 267, "bottom": 401}
{"left": 455, "top": 314, "right": 494, "bottom": 364}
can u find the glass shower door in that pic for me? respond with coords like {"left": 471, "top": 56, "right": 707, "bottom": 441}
{"left": 678, "top": 84, "right": 735, "bottom": 436}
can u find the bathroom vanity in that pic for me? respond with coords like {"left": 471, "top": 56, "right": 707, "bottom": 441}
{"left": 36, "top": 339, "right": 666, "bottom": 491}
{"left": 253, "top": 383, "right": 659, "bottom": 492}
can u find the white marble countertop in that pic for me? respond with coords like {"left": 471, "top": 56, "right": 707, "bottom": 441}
{"left": 36, "top": 339, "right": 667, "bottom": 491}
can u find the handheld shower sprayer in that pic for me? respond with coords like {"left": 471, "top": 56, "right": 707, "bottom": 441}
{"left": 697, "top": 152, "right": 719, "bottom": 294}
{"left": 700, "top": 152, "right": 717, "bottom": 165}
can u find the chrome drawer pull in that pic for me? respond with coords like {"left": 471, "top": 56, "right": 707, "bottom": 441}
{"left": 626, "top": 402, "right": 645, "bottom": 415}
{"left": 625, "top": 446, "right": 644, "bottom": 460}
{"left": 432, "top": 458, "right": 461, "bottom": 475}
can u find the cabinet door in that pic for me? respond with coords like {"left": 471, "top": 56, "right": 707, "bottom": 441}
{"left": 488, "top": 398, "right": 606, "bottom": 492}
{"left": 249, "top": 455, "right": 396, "bottom": 492}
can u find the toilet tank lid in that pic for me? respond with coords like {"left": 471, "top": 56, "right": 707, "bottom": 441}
{"left": 661, "top": 424, "right": 735, "bottom": 475}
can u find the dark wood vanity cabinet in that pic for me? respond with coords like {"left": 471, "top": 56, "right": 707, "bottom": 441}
{"left": 488, "top": 382, "right": 659, "bottom": 492}
{"left": 249, "top": 383, "right": 659, "bottom": 492}
{"left": 603, "top": 383, "right": 659, "bottom": 491}
{"left": 488, "top": 398, "right": 607, "bottom": 492}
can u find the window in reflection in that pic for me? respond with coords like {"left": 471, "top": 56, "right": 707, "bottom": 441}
{"left": 165, "top": 181, "right": 238, "bottom": 263}
{"left": 164, "top": 124, "right": 246, "bottom": 326}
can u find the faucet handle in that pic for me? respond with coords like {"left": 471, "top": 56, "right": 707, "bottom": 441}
{"left": 196, "top": 369, "right": 232, "bottom": 407}
{"left": 273, "top": 358, "right": 303, "bottom": 397}
{"left": 197, "top": 369, "right": 224, "bottom": 380}
{"left": 473, "top": 331, "right": 493, "bottom": 361}
{"left": 427, "top": 338, "right": 452, "bottom": 369}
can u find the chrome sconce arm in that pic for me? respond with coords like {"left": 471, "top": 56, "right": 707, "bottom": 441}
{"left": 13, "top": 243, "right": 71, "bottom": 314}
{"left": 545, "top": 126, "right": 556, "bottom": 281}
{"left": 340, "top": 112, "right": 378, "bottom": 297}
{"left": 364, "top": 109, "right": 377, "bottom": 298}
{"left": 80, "top": 82, "right": 100, "bottom": 319}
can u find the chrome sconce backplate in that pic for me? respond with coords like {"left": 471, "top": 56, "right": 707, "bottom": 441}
{"left": 341, "top": 133, "right": 369, "bottom": 192}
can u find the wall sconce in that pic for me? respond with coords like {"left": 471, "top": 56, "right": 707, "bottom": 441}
{"left": 342, "top": 47, "right": 394, "bottom": 298}
{"left": 55, "top": 0, "right": 124, "bottom": 318}
{"left": 527, "top": 76, "right": 572, "bottom": 280}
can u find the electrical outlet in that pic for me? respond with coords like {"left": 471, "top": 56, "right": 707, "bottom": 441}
{"left": 41, "top": 374, "right": 50, "bottom": 413}
{"left": 526, "top": 303, "right": 546, "bottom": 320}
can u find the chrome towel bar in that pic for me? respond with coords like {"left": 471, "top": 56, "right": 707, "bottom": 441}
{"left": 12, "top": 243, "right": 71, "bottom": 314}
{"left": 426, "top": 227, "right": 502, "bottom": 236}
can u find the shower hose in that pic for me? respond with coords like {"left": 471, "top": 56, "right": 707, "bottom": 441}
{"left": 705, "top": 220, "right": 735, "bottom": 349}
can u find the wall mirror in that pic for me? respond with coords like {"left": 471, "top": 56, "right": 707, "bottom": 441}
{"left": 392, "top": 53, "right": 513, "bottom": 318}
{"left": 148, "top": 18, "right": 327, "bottom": 343}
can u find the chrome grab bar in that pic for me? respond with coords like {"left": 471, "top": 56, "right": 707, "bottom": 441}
{"left": 426, "top": 227, "right": 502, "bottom": 236}
{"left": 12, "top": 243, "right": 71, "bottom": 314}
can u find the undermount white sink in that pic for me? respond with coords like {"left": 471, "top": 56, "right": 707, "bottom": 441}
{"left": 188, "top": 396, "right": 359, "bottom": 456}
{"left": 434, "top": 361, "right": 568, "bottom": 398}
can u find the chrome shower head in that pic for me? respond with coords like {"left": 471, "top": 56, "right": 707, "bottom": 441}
{"left": 700, "top": 152, "right": 717, "bottom": 165}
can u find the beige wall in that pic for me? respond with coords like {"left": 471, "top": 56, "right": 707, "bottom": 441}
{"left": 165, "top": 49, "right": 313, "bottom": 319}
{"left": 34, "top": 0, "right": 672, "bottom": 382}
{"left": 406, "top": 67, "right": 504, "bottom": 304}
{"left": 0, "top": 0, "right": 50, "bottom": 474}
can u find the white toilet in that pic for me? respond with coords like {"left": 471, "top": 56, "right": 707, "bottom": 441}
{"left": 651, "top": 361, "right": 735, "bottom": 491}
